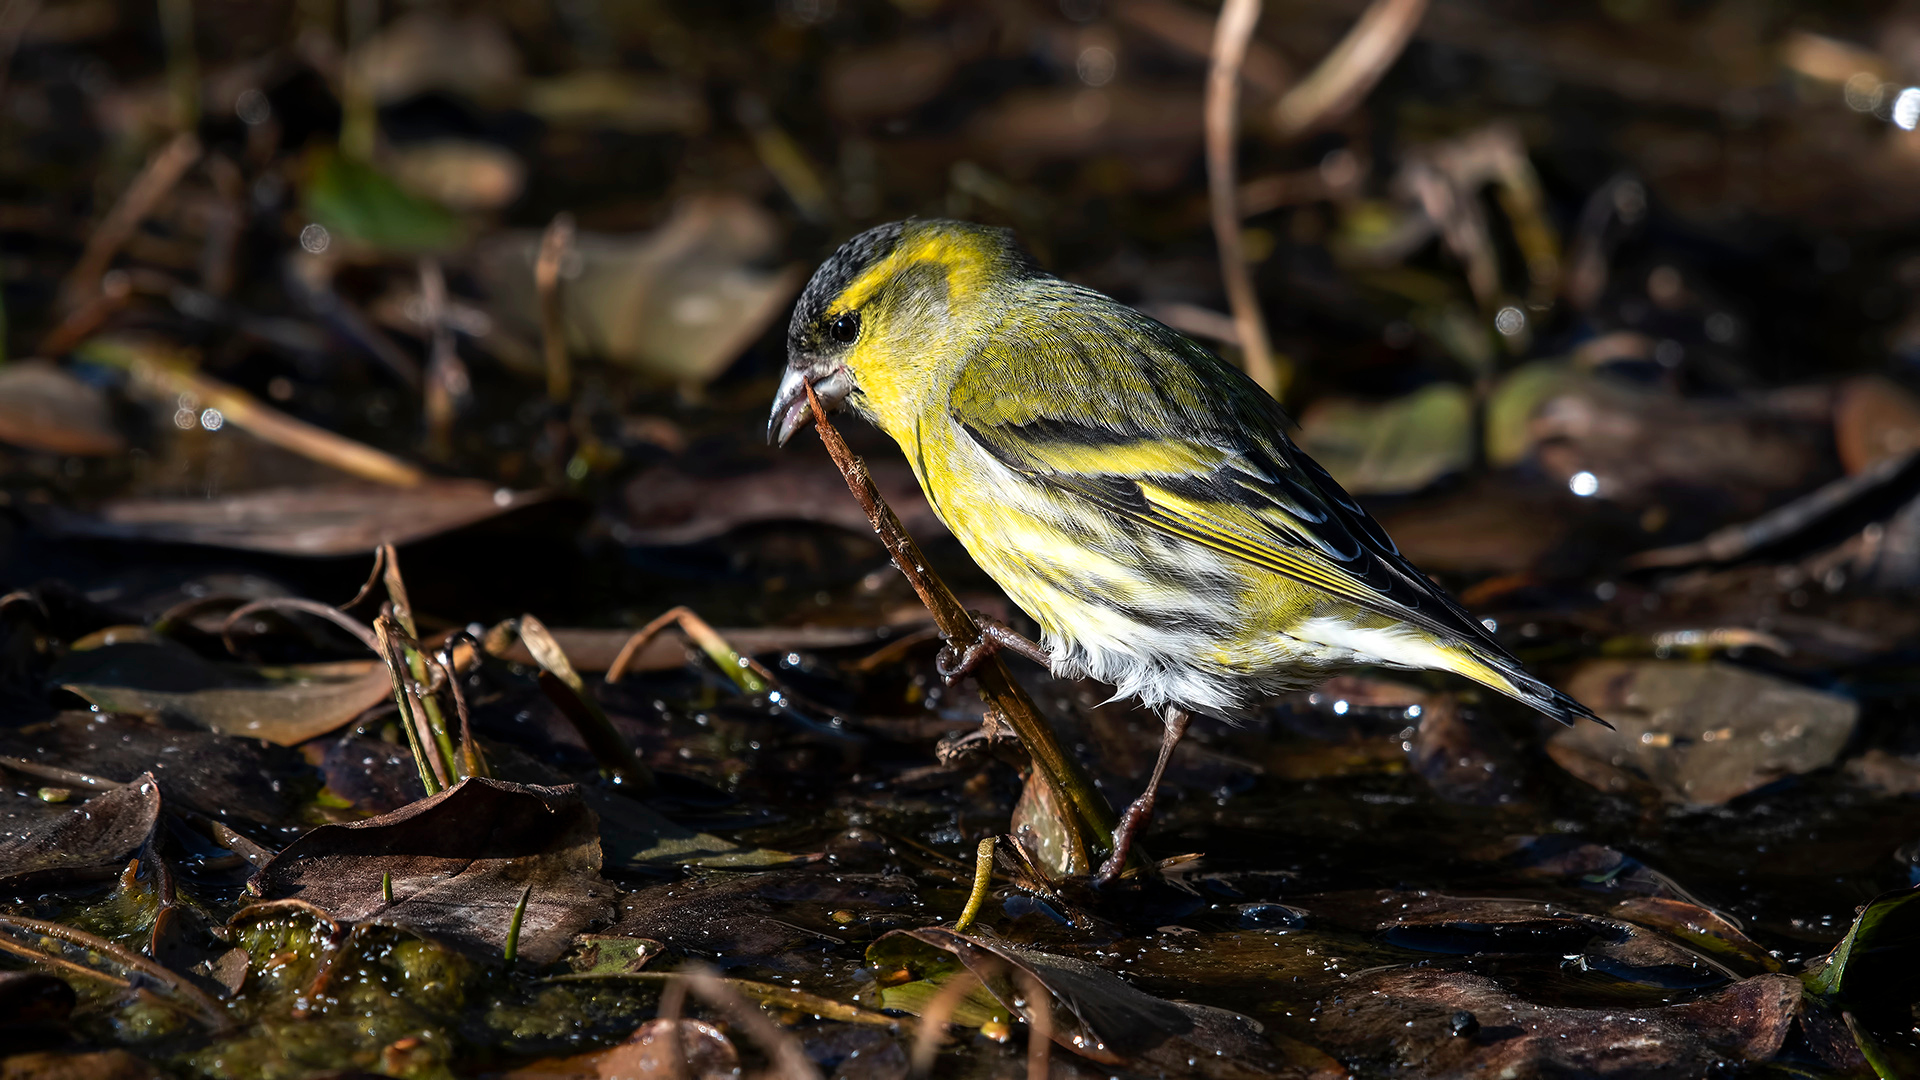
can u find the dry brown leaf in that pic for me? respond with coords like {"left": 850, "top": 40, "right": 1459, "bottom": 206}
{"left": 0, "top": 360, "right": 124, "bottom": 456}
{"left": 37, "top": 482, "right": 550, "bottom": 556}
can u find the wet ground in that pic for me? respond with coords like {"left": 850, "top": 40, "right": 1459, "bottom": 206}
{"left": 4, "top": 0, "right": 1920, "bottom": 1077}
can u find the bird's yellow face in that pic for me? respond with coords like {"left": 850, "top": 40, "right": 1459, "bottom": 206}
{"left": 769, "top": 219, "right": 1031, "bottom": 447}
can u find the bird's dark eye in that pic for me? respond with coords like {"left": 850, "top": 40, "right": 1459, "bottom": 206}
{"left": 828, "top": 311, "right": 861, "bottom": 345}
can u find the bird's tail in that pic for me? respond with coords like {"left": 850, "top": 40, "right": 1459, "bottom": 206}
{"left": 1445, "top": 648, "right": 1610, "bottom": 729}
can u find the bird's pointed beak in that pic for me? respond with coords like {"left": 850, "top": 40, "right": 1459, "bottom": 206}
{"left": 768, "top": 362, "right": 852, "bottom": 447}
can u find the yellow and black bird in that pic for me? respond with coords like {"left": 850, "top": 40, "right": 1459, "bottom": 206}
{"left": 770, "top": 219, "right": 1601, "bottom": 880}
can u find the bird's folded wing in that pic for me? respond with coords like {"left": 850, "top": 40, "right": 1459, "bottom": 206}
{"left": 954, "top": 413, "right": 1497, "bottom": 650}
{"left": 947, "top": 294, "right": 1509, "bottom": 652}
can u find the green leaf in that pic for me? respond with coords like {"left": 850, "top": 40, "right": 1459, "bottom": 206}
{"left": 1803, "top": 886, "right": 1920, "bottom": 999}
{"left": 53, "top": 639, "right": 392, "bottom": 746}
{"left": 875, "top": 978, "right": 1012, "bottom": 1028}
{"left": 566, "top": 935, "right": 664, "bottom": 977}
{"left": 1803, "top": 886, "right": 1920, "bottom": 1079}
{"left": 302, "top": 145, "right": 464, "bottom": 254}
{"left": 1296, "top": 382, "right": 1475, "bottom": 496}
{"left": 576, "top": 787, "right": 803, "bottom": 871}
{"left": 1486, "top": 359, "right": 1578, "bottom": 467}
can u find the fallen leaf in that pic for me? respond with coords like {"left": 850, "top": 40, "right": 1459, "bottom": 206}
{"left": 1310, "top": 968, "right": 1801, "bottom": 1075}
{"left": 622, "top": 459, "right": 945, "bottom": 546}
{"left": 0, "top": 775, "right": 158, "bottom": 889}
{"left": 0, "top": 712, "right": 305, "bottom": 832}
{"left": 1296, "top": 382, "right": 1475, "bottom": 495}
{"left": 867, "top": 928, "right": 1281, "bottom": 1076}
{"left": 476, "top": 196, "right": 801, "bottom": 386}
{"left": 1550, "top": 660, "right": 1858, "bottom": 805}
{"left": 1371, "top": 476, "right": 1569, "bottom": 575}
{"left": 1835, "top": 375, "right": 1920, "bottom": 475}
{"left": 611, "top": 870, "right": 917, "bottom": 971}
{"left": 1844, "top": 748, "right": 1920, "bottom": 797}
{"left": 1610, "top": 896, "right": 1779, "bottom": 975}
{"left": 501, "top": 1018, "right": 739, "bottom": 1080}
{"left": 351, "top": 10, "right": 522, "bottom": 107}
{"left": 580, "top": 786, "right": 802, "bottom": 871}
{"left": 37, "top": 482, "right": 552, "bottom": 556}
{"left": 1804, "top": 885, "right": 1920, "bottom": 1001}
{"left": 522, "top": 70, "right": 708, "bottom": 133}
{"left": 1011, "top": 769, "right": 1092, "bottom": 879}
{"left": 1525, "top": 376, "right": 1833, "bottom": 514}
{"left": 484, "top": 624, "right": 905, "bottom": 675}
{"left": 1406, "top": 694, "right": 1524, "bottom": 806}
{"left": 386, "top": 139, "right": 525, "bottom": 212}
{"left": 0, "top": 360, "right": 123, "bottom": 456}
{"left": 596, "top": 1019, "right": 739, "bottom": 1080}
{"left": 1307, "top": 889, "right": 1734, "bottom": 989}
{"left": 252, "top": 778, "right": 615, "bottom": 965}
{"left": 1484, "top": 359, "right": 1577, "bottom": 468}
{"left": 52, "top": 641, "right": 391, "bottom": 746}
{"left": 0, "top": 1049, "right": 160, "bottom": 1080}
{"left": 566, "top": 935, "right": 664, "bottom": 977}
{"left": 967, "top": 86, "right": 1204, "bottom": 166}
{"left": 309, "top": 733, "right": 428, "bottom": 813}
{"left": 824, "top": 37, "right": 958, "bottom": 120}
{"left": 303, "top": 146, "right": 465, "bottom": 255}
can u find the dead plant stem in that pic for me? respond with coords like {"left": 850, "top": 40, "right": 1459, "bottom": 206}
{"left": 802, "top": 384, "right": 1120, "bottom": 861}
{"left": 1206, "top": 0, "right": 1285, "bottom": 399}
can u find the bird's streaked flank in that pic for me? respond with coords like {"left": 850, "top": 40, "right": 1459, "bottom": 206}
{"left": 770, "top": 219, "right": 1603, "bottom": 882}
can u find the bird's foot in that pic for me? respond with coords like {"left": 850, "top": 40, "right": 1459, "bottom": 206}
{"left": 935, "top": 614, "right": 1049, "bottom": 683}
{"left": 1092, "top": 706, "right": 1191, "bottom": 888}
{"left": 1092, "top": 789, "right": 1157, "bottom": 887}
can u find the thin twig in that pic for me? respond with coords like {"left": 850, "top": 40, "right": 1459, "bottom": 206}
{"left": 381, "top": 545, "right": 461, "bottom": 777}
{"left": 736, "top": 94, "right": 831, "bottom": 221}
{"left": 535, "top": 212, "right": 575, "bottom": 403}
{"left": 419, "top": 259, "right": 470, "bottom": 462}
{"left": 1206, "top": 0, "right": 1284, "bottom": 399}
{"left": 343, "top": 547, "right": 388, "bottom": 610}
{"left": 340, "top": 0, "right": 378, "bottom": 160}
{"left": 850, "top": 625, "right": 942, "bottom": 673}
{"left": 1015, "top": 970, "right": 1052, "bottom": 1080}
{"left": 802, "top": 384, "right": 1121, "bottom": 864}
{"left": 0, "top": 914, "right": 228, "bottom": 1028}
{"left": 86, "top": 338, "right": 426, "bottom": 487}
{"left": 199, "top": 154, "right": 244, "bottom": 296}
{"left": 435, "top": 632, "right": 489, "bottom": 778}
{"left": 519, "top": 614, "right": 656, "bottom": 793}
{"left": 38, "top": 270, "right": 132, "bottom": 356}
{"left": 157, "top": 0, "right": 199, "bottom": 131}
{"left": 607, "top": 605, "right": 776, "bottom": 694}
{"left": 374, "top": 614, "right": 443, "bottom": 796}
{"left": 0, "top": 754, "right": 120, "bottom": 792}
{"left": 221, "top": 598, "right": 381, "bottom": 656}
{"left": 0, "top": 0, "right": 44, "bottom": 103}
{"left": 682, "top": 965, "right": 823, "bottom": 1080}
{"left": 1271, "top": 0, "right": 1429, "bottom": 138}
{"left": 657, "top": 974, "right": 690, "bottom": 1080}
{"left": 58, "top": 132, "right": 202, "bottom": 313}
{"left": 908, "top": 968, "right": 988, "bottom": 1077}
{"left": 0, "top": 926, "right": 136, "bottom": 991}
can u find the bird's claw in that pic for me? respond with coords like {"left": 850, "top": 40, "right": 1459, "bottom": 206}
{"left": 935, "top": 638, "right": 994, "bottom": 683}
{"left": 935, "top": 614, "right": 1051, "bottom": 684}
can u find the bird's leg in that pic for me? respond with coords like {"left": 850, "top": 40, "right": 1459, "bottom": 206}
{"left": 1093, "top": 706, "right": 1191, "bottom": 887}
{"left": 936, "top": 613, "right": 1050, "bottom": 683}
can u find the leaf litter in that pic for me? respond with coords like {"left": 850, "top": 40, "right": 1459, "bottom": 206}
{"left": 6, "top": 1, "right": 1920, "bottom": 1078}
